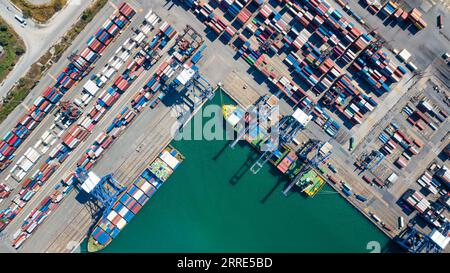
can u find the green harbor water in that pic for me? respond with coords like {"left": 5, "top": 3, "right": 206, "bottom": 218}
{"left": 95, "top": 95, "right": 394, "bottom": 253}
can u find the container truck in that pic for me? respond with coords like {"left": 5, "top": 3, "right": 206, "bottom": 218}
{"left": 437, "top": 15, "right": 443, "bottom": 29}
{"left": 349, "top": 137, "right": 355, "bottom": 151}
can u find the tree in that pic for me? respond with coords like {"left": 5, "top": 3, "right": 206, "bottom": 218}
{"left": 15, "top": 46, "right": 25, "bottom": 56}
{"left": 22, "top": 10, "right": 32, "bottom": 19}
{"left": 54, "top": 0, "right": 64, "bottom": 11}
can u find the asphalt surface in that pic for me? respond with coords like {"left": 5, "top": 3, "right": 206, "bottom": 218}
{"left": 340, "top": 0, "right": 450, "bottom": 70}
{"left": 0, "top": 0, "right": 95, "bottom": 99}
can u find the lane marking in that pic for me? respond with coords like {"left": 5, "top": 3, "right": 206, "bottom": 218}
{"left": 48, "top": 73, "right": 58, "bottom": 82}
{"left": 21, "top": 103, "right": 30, "bottom": 111}
{"left": 108, "top": 1, "right": 118, "bottom": 10}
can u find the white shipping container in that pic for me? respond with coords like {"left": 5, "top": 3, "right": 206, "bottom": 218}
{"left": 132, "top": 188, "right": 144, "bottom": 201}
{"left": 149, "top": 15, "right": 160, "bottom": 27}
{"left": 41, "top": 131, "right": 50, "bottom": 142}
{"left": 114, "top": 60, "right": 124, "bottom": 71}
{"left": 145, "top": 10, "right": 153, "bottom": 20}
{"left": 94, "top": 147, "right": 104, "bottom": 158}
{"left": 417, "top": 178, "right": 427, "bottom": 187}
{"left": 13, "top": 170, "right": 26, "bottom": 181}
{"left": 83, "top": 80, "right": 100, "bottom": 97}
{"left": 424, "top": 172, "right": 432, "bottom": 179}
{"left": 25, "top": 148, "right": 41, "bottom": 163}
{"left": 139, "top": 181, "right": 151, "bottom": 193}
{"left": 421, "top": 198, "right": 431, "bottom": 207}
{"left": 119, "top": 51, "right": 131, "bottom": 61}
{"left": 133, "top": 32, "right": 146, "bottom": 44}
{"left": 140, "top": 24, "right": 152, "bottom": 35}
{"left": 427, "top": 185, "right": 438, "bottom": 195}
{"left": 34, "top": 140, "right": 43, "bottom": 149}
{"left": 421, "top": 176, "right": 431, "bottom": 185}
{"left": 40, "top": 145, "right": 50, "bottom": 154}
{"left": 118, "top": 206, "right": 129, "bottom": 217}
{"left": 107, "top": 210, "right": 118, "bottom": 222}
{"left": 422, "top": 175, "right": 431, "bottom": 184}
{"left": 19, "top": 158, "right": 33, "bottom": 172}
{"left": 116, "top": 218, "right": 127, "bottom": 229}
{"left": 44, "top": 134, "right": 54, "bottom": 146}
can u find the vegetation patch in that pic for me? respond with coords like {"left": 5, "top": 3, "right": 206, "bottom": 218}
{"left": 0, "top": 18, "right": 26, "bottom": 84}
{"left": 11, "top": 0, "right": 68, "bottom": 23}
{"left": 0, "top": 0, "right": 108, "bottom": 123}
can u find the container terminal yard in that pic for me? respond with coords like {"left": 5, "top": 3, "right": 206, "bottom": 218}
{"left": 0, "top": 0, "right": 448, "bottom": 253}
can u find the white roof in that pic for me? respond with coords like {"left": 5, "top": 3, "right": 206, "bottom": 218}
{"left": 388, "top": 172, "right": 398, "bottom": 183}
{"left": 421, "top": 101, "right": 432, "bottom": 111}
{"left": 19, "top": 158, "right": 33, "bottom": 172}
{"left": 176, "top": 66, "right": 196, "bottom": 86}
{"left": 107, "top": 210, "right": 118, "bottom": 222}
{"left": 83, "top": 80, "right": 100, "bottom": 96}
{"left": 292, "top": 108, "right": 312, "bottom": 127}
{"left": 105, "top": 67, "right": 116, "bottom": 79}
{"left": 160, "top": 151, "right": 180, "bottom": 170}
{"left": 25, "top": 147, "right": 41, "bottom": 163}
{"left": 145, "top": 10, "right": 153, "bottom": 20}
{"left": 80, "top": 172, "right": 101, "bottom": 193}
{"left": 140, "top": 181, "right": 151, "bottom": 192}
{"left": 319, "top": 142, "right": 333, "bottom": 155}
{"left": 429, "top": 229, "right": 449, "bottom": 250}
{"left": 116, "top": 218, "right": 127, "bottom": 229}
{"left": 398, "top": 49, "right": 411, "bottom": 62}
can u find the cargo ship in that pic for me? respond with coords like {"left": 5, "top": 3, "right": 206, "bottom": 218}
{"left": 87, "top": 145, "right": 184, "bottom": 252}
{"left": 294, "top": 169, "right": 327, "bottom": 197}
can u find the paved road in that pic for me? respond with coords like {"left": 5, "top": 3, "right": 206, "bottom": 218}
{"left": 0, "top": 0, "right": 94, "bottom": 99}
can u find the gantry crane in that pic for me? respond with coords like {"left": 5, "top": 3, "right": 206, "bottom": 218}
{"left": 395, "top": 221, "right": 450, "bottom": 253}
{"left": 249, "top": 105, "right": 313, "bottom": 175}
{"left": 75, "top": 168, "right": 126, "bottom": 217}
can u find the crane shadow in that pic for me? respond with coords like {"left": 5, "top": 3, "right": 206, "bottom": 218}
{"left": 228, "top": 142, "right": 259, "bottom": 186}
